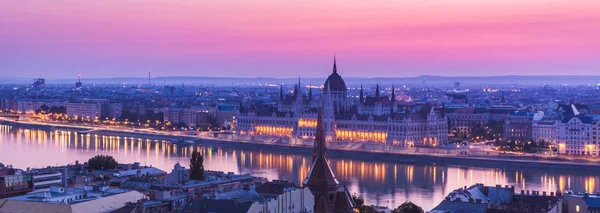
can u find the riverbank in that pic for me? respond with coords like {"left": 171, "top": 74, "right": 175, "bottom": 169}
{"left": 1, "top": 119, "right": 599, "bottom": 172}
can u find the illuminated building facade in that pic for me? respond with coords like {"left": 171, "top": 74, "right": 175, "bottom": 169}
{"left": 556, "top": 115, "right": 600, "bottom": 156}
{"left": 235, "top": 57, "right": 448, "bottom": 148}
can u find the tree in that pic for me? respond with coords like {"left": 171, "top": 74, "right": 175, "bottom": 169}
{"left": 87, "top": 155, "right": 118, "bottom": 170}
{"left": 189, "top": 151, "right": 205, "bottom": 181}
{"left": 0, "top": 162, "right": 4, "bottom": 168}
{"left": 392, "top": 201, "right": 424, "bottom": 213}
{"left": 352, "top": 194, "right": 380, "bottom": 213}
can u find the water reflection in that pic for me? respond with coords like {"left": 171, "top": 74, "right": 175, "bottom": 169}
{"left": 0, "top": 125, "right": 599, "bottom": 210}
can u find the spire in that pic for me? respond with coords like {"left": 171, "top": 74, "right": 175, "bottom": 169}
{"left": 391, "top": 85, "right": 395, "bottom": 102}
{"left": 359, "top": 84, "right": 364, "bottom": 104}
{"left": 390, "top": 85, "right": 395, "bottom": 114}
{"left": 294, "top": 84, "right": 298, "bottom": 98}
{"left": 298, "top": 77, "right": 301, "bottom": 94}
{"left": 375, "top": 84, "right": 380, "bottom": 97}
{"left": 332, "top": 53, "right": 337, "bottom": 73}
{"left": 312, "top": 108, "right": 328, "bottom": 164}
{"left": 279, "top": 85, "right": 284, "bottom": 101}
{"left": 78, "top": 74, "right": 81, "bottom": 83}
{"left": 501, "top": 91, "right": 505, "bottom": 103}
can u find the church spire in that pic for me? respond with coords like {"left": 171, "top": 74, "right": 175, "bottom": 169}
{"left": 298, "top": 77, "right": 301, "bottom": 94}
{"left": 390, "top": 85, "right": 395, "bottom": 113}
{"left": 312, "top": 108, "right": 327, "bottom": 163}
{"left": 391, "top": 85, "right": 395, "bottom": 102}
{"left": 375, "top": 84, "right": 380, "bottom": 97}
{"left": 359, "top": 84, "right": 364, "bottom": 104}
{"left": 279, "top": 85, "right": 284, "bottom": 101}
{"left": 333, "top": 53, "right": 337, "bottom": 73}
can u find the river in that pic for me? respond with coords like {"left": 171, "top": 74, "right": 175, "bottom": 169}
{"left": 0, "top": 124, "right": 597, "bottom": 210}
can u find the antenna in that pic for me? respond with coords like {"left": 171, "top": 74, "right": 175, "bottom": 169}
{"left": 78, "top": 74, "right": 81, "bottom": 82}
{"left": 148, "top": 72, "right": 151, "bottom": 85}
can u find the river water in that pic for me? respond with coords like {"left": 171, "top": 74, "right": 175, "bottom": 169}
{"left": 0, "top": 124, "right": 598, "bottom": 210}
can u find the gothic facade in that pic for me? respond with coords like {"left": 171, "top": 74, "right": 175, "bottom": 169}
{"left": 235, "top": 57, "right": 448, "bottom": 148}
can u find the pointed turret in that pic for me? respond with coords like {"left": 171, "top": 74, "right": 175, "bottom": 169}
{"left": 298, "top": 77, "right": 301, "bottom": 93}
{"left": 312, "top": 108, "right": 327, "bottom": 163}
{"left": 279, "top": 85, "right": 284, "bottom": 101}
{"left": 293, "top": 84, "right": 298, "bottom": 98}
{"left": 391, "top": 85, "right": 395, "bottom": 102}
{"left": 390, "top": 85, "right": 395, "bottom": 113}
{"left": 333, "top": 53, "right": 337, "bottom": 73}
{"left": 359, "top": 84, "right": 364, "bottom": 104}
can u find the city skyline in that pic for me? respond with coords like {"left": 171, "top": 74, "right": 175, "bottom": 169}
{"left": 1, "top": 0, "right": 599, "bottom": 78}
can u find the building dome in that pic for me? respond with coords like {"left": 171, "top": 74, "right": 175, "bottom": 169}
{"left": 324, "top": 57, "right": 347, "bottom": 92}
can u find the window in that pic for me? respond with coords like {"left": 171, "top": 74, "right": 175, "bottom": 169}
{"left": 576, "top": 205, "right": 580, "bottom": 212}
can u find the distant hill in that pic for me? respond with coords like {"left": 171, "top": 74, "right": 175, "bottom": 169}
{"left": 2, "top": 75, "right": 600, "bottom": 87}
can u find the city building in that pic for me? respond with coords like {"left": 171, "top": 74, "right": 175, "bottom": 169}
{"left": 430, "top": 184, "right": 563, "bottom": 213}
{"left": 504, "top": 111, "right": 543, "bottom": 141}
{"left": 0, "top": 167, "right": 33, "bottom": 198}
{"left": 235, "top": 58, "right": 448, "bottom": 148}
{"left": 33, "top": 78, "right": 45, "bottom": 90}
{"left": 67, "top": 101, "right": 102, "bottom": 119}
{"left": 75, "top": 74, "right": 82, "bottom": 90}
{"left": 532, "top": 120, "right": 558, "bottom": 145}
{"left": 0, "top": 185, "right": 147, "bottom": 213}
{"left": 16, "top": 99, "right": 67, "bottom": 113}
{"left": 248, "top": 181, "right": 314, "bottom": 213}
{"left": 556, "top": 114, "right": 600, "bottom": 156}
{"left": 445, "top": 107, "right": 511, "bottom": 137}
{"left": 563, "top": 192, "right": 600, "bottom": 213}
{"left": 164, "top": 106, "right": 216, "bottom": 128}
{"left": 67, "top": 100, "right": 122, "bottom": 120}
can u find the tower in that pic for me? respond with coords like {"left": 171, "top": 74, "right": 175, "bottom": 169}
{"left": 323, "top": 55, "right": 348, "bottom": 115}
{"left": 390, "top": 84, "right": 396, "bottom": 113}
{"left": 75, "top": 74, "right": 82, "bottom": 90}
{"left": 303, "top": 108, "right": 339, "bottom": 213}
{"left": 359, "top": 84, "right": 364, "bottom": 104}
{"left": 375, "top": 84, "right": 380, "bottom": 98}
{"left": 279, "top": 85, "right": 284, "bottom": 101}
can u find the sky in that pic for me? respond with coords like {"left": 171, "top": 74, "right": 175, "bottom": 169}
{"left": 1, "top": 0, "right": 599, "bottom": 78}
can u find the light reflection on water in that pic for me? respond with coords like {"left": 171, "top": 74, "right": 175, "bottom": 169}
{"left": 0, "top": 124, "right": 598, "bottom": 210}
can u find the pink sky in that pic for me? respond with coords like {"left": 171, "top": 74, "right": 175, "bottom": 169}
{"left": 1, "top": 0, "right": 599, "bottom": 78}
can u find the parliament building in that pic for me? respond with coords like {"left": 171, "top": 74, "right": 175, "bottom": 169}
{"left": 234, "top": 58, "right": 448, "bottom": 148}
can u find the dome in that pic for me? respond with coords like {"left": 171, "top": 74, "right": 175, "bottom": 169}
{"left": 324, "top": 72, "right": 347, "bottom": 92}
{"left": 323, "top": 57, "right": 347, "bottom": 92}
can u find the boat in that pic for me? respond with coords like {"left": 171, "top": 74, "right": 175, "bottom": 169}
{"left": 171, "top": 138, "right": 194, "bottom": 146}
